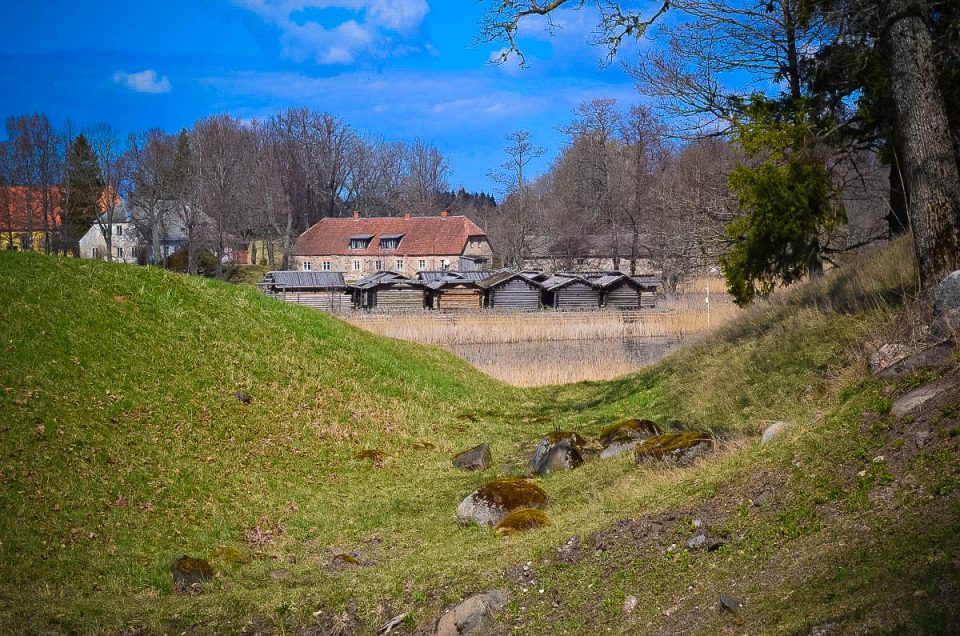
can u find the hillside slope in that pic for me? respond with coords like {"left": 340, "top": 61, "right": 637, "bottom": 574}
{"left": 1, "top": 244, "right": 958, "bottom": 635}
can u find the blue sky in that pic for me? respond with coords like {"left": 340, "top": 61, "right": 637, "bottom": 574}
{"left": 0, "top": 1, "right": 646, "bottom": 195}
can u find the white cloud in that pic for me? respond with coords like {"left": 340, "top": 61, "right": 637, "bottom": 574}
{"left": 234, "top": 0, "right": 428, "bottom": 65}
{"left": 112, "top": 69, "right": 172, "bottom": 94}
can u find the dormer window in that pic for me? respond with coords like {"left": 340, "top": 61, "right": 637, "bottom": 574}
{"left": 379, "top": 233, "right": 404, "bottom": 250}
{"left": 349, "top": 234, "right": 373, "bottom": 250}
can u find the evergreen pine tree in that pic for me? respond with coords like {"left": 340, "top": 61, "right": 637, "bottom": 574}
{"left": 62, "top": 134, "right": 103, "bottom": 256}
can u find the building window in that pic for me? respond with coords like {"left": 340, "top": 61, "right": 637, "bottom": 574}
{"left": 20, "top": 233, "right": 32, "bottom": 251}
{"left": 302, "top": 261, "right": 312, "bottom": 271}
{"left": 418, "top": 259, "right": 426, "bottom": 270}
{"left": 353, "top": 260, "right": 361, "bottom": 271}
{"left": 396, "top": 259, "right": 403, "bottom": 270}
{"left": 322, "top": 261, "right": 331, "bottom": 271}
{"left": 375, "top": 259, "right": 382, "bottom": 270}
{"left": 379, "top": 234, "right": 403, "bottom": 250}
{"left": 440, "top": 259, "right": 450, "bottom": 270}
{"left": 117, "top": 246, "right": 124, "bottom": 259}
{"left": 92, "top": 247, "right": 99, "bottom": 258}
{"left": 115, "top": 225, "right": 123, "bottom": 237}
{"left": 349, "top": 235, "right": 373, "bottom": 250}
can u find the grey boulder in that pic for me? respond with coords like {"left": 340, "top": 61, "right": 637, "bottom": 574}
{"left": 452, "top": 443, "right": 492, "bottom": 471}
{"left": 435, "top": 589, "right": 509, "bottom": 636}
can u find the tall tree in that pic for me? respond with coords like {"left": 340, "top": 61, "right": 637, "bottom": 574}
{"left": 128, "top": 129, "right": 175, "bottom": 264}
{"left": 87, "top": 124, "right": 129, "bottom": 261}
{"left": 62, "top": 134, "right": 102, "bottom": 257}
{"left": 3, "top": 114, "right": 63, "bottom": 252}
{"left": 488, "top": 130, "right": 545, "bottom": 267}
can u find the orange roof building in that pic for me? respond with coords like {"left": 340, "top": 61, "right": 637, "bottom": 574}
{"left": 0, "top": 186, "right": 63, "bottom": 253}
{"left": 291, "top": 210, "right": 492, "bottom": 280}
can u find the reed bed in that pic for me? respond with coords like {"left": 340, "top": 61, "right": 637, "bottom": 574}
{"left": 448, "top": 338, "right": 679, "bottom": 387}
{"left": 347, "top": 302, "right": 739, "bottom": 346}
{"left": 345, "top": 285, "right": 740, "bottom": 386}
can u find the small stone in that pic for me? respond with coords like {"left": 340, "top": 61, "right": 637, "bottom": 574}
{"left": 623, "top": 595, "right": 639, "bottom": 614}
{"left": 452, "top": 443, "right": 492, "bottom": 471}
{"left": 234, "top": 391, "right": 253, "bottom": 404}
{"left": 761, "top": 421, "right": 790, "bottom": 445}
{"left": 892, "top": 379, "right": 956, "bottom": 418}
{"left": 687, "top": 534, "right": 707, "bottom": 550}
{"left": 692, "top": 519, "right": 702, "bottom": 528}
{"left": 171, "top": 555, "right": 213, "bottom": 595}
{"left": 270, "top": 569, "right": 291, "bottom": 580}
{"left": 868, "top": 344, "right": 912, "bottom": 373}
{"left": 434, "top": 589, "right": 509, "bottom": 636}
{"left": 719, "top": 594, "right": 742, "bottom": 612}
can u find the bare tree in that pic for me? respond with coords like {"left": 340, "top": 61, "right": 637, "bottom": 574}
{"left": 87, "top": 123, "right": 130, "bottom": 262}
{"left": 3, "top": 114, "right": 63, "bottom": 252}
{"left": 488, "top": 130, "right": 545, "bottom": 267}
{"left": 400, "top": 138, "right": 450, "bottom": 214}
{"left": 193, "top": 115, "right": 253, "bottom": 278}
{"left": 128, "top": 129, "right": 176, "bottom": 264}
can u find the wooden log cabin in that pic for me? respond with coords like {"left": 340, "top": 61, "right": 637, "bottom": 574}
{"left": 352, "top": 271, "right": 426, "bottom": 311}
{"left": 540, "top": 275, "right": 602, "bottom": 310}
{"left": 478, "top": 271, "right": 543, "bottom": 311}
{"left": 257, "top": 271, "right": 351, "bottom": 311}
{"left": 419, "top": 272, "right": 486, "bottom": 310}
{"left": 595, "top": 274, "right": 659, "bottom": 309}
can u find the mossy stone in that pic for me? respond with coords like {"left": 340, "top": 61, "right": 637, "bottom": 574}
{"left": 634, "top": 432, "right": 713, "bottom": 465}
{"left": 599, "top": 419, "right": 661, "bottom": 446}
{"left": 456, "top": 477, "right": 548, "bottom": 528}
{"left": 209, "top": 546, "right": 250, "bottom": 564}
{"left": 494, "top": 508, "right": 551, "bottom": 537}
{"left": 545, "top": 430, "right": 584, "bottom": 446}
{"left": 171, "top": 555, "right": 213, "bottom": 595}
{"left": 333, "top": 553, "right": 360, "bottom": 565}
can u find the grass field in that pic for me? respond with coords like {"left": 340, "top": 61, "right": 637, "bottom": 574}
{"left": 1, "top": 239, "right": 958, "bottom": 635}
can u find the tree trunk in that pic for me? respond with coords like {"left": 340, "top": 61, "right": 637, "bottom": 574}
{"left": 879, "top": 0, "right": 960, "bottom": 287}
{"left": 887, "top": 160, "right": 910, "bottom": 237}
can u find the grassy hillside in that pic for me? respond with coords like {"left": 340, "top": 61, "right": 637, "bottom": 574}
{"left": 1, "top": 242, "right": 958, "bottom": 635}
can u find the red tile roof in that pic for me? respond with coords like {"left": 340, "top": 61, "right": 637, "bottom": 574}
{"left": 293, "top": 214, "right": 487, "bottom": 257}
{"left": 0, "top": 186, "right": 63, "bottom": 231}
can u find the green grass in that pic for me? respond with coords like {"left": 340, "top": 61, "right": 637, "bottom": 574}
{"left": 1, "top": 239, "right": 958, "bottom": 634}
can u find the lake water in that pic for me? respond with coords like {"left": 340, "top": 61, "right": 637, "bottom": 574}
{"left": 445, "top": 336, "right": 681, "bottom": 387}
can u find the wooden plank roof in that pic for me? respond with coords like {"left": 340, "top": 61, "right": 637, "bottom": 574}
{"left": 262, "top": 271, "right": 347, "bottom": 289}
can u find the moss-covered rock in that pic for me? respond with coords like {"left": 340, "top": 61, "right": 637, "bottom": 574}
{"left": 452, "top": 443, "right": 492, "bottom": 471}
{"left": 209, "top": 546, "right": 250, "bottom": 564}
{"left": 494, "top": 508, "right": 551, "bottom": 537}
{"left": 456, "top": 477, "right": 548, "bottom": 528}
{"left": 171, "top": 555, "right": 213, "bottom": 595}
{"left": 529, "top": 431, "right": 585, "bottom": 475}
{"left": 634, "top": 432, "right": 713, "bottom": 465}
{"left": 600, "top": 419, "right": 660, "bottom": 445}
{"left": 599, "top": 419, "right": 661, "bottom": 459}
{"left": 356, "top": 449, "right": 389, "bottom": 462}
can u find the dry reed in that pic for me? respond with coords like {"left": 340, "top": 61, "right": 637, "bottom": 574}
{"left": 344, "top": 286, "right": 741, "bottom": 386}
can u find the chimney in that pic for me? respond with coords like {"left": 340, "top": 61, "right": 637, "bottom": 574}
{"left": 404, "top": 213, "right": 411, "bottom": 220}
{"left": 440, "top": 209, "right": 449, "bottom": 219}
{"left": 353, "top": 210, "right": 360, "bottom": 220}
